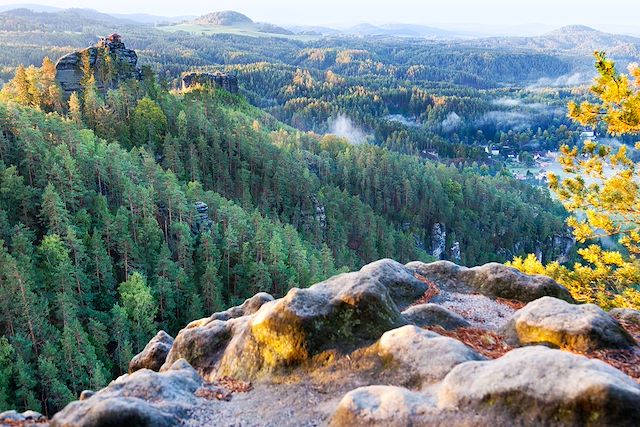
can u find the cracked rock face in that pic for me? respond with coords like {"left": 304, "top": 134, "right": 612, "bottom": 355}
{"left": 502, "top": 296, "right": 636, "bottom": 351}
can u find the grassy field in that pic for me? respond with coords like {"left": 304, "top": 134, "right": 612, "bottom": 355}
{"left": 159, "top": 23, "right": 320, "bottom": 41}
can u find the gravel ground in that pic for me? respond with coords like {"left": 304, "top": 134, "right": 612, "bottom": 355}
{"left": 437, "top": 291, "right": 516, "bottom": 330}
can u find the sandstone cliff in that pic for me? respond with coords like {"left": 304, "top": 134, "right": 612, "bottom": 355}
{"left": 41, "top": 260, "right": 640, "bottom": 426}
{"left": 181, "top": 72, "right": 239, "bottom": 94}
{"left": 55, "top": 33, "right": 142, "bottom": 96}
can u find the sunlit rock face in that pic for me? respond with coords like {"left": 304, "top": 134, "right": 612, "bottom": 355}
{"left": 55, "top": 34, "right": 142, "bottom": 96}
{"left": 181, "top": 72, "right": 239, "bottom": 93}
{"left": 501, "top": 296, "right": 636, "bottom": 351}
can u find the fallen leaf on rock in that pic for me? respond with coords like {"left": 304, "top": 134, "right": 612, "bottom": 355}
{"left": 195, "top": 386, "right": 233, "bottom": 401}
{"left": 495, "top": 297, "right": 526, "bottom": 310}
{"left": 426, "top": 325, "right": 513, "bottom": 359}
{"left": 217, "top": 376, "right": 253, "bottom": 393}
{"left": 412, "top": 274, "right": 440, "bottom": 305}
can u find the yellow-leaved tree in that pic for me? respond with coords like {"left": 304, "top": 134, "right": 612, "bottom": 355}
{"left": 509, "top": 52, "right": 640, "bottom": 310}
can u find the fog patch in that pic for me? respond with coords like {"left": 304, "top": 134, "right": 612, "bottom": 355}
{"left": 477, "top": 111, "right": 530, "bottom": 131}
{"left": 328, "top": 114, "right": 369, "bottom": 145}
{"left": 441, "top": 112, "right": 462, "bottom": 132}
{"left": 492, "top": 98, "right": 522, "bottom": 108}
{"left": 529, "top": 72, "right": 591, "bottom": 88}
{"left": 385, "top": 114, "right": 420, "bottom": 127}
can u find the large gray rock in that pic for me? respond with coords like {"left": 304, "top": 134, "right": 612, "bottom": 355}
{"left": 129, "top": 331, "right": 174, "bottom": 373}
{"left": 160, "top": 294, "right": 273, "bottom": 379}
{"left": 402, "top": 303, "right": 470, "bottom": 330}
{"left": 165, "top": 259, "right": 422, "bottom": 381}
{"left": 439, "top": 346, "right": 640, "bottom": 426}
{"left": 377, "top": 326, "right": 484, "bottom": 387}
{"left": 407, "top": 261, "right": 574, "bottom": 303}
{"left": 51, "top": 359, "right": 202, "bottom": 427}
{"left": 215, "top": 260, "right": 422, "bottom": 380}
{"left": 211, "top": 292, "right": 274, "bottom": 321}
{"left": 331, "top": 346, "right": 640, "bottom": 427}
{"left": 359, "top": 259, "right": 428, "bottom": 309}
{"left": 502, "top": 296, "right": 636, "bottom": 351}
{"left": 160, "top": 316, "right": 249, "bottom": 381}
{"left": 609, "top": 308, "right": 640, "bottom": 326}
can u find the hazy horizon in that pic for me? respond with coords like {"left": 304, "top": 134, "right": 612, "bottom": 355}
{"left": 1, "top": 0, "right": 639, "bottom": 35}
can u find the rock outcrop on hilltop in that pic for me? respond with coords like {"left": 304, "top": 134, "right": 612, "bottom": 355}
{"left": 49, "top": 259, "right": 640, "bottom": 427}
{"left": 55, "top": 33, "right": 142, "bottom": 96}
{"left": 181, "top": 72, "right": 239, "bottom": 94}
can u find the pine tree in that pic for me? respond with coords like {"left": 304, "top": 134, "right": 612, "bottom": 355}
{"left": 118, "top": 272, "right": 157, "bottom": 351}
{"left": 40, "top": 184, "right": 70, "bottom": 236}
{"left": 68, "top": 92, "right": 83, "bottom": 125}
{"left": 0, "top": 337, "right": 14, "bottom": 410}
{"left": 110, "top": 304, "right": 134, "bottom": 375}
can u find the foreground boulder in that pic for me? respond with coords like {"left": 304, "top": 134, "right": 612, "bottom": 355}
{"left": 377, "top": 326, "right": 484, "bottom": 387}
{"left": 502, "top": 297, "right": 636, "bottom": 351}
{"left": 330, "top": 346, "right": 640, "bottom": 427}
{"left": 407, "top": 261, "right": 574, "bottom": 303}
{"left": 439, "top": 346, "right": 640, "bottom": 426}
{"left": 129, "top": 331, "right": 174, "bottom": 373}
{"left": 51, "top": 360, "right": 202, "bottom": 427}
{"left": 165, "top": 259, "right": 423, "bottom": 380}
{"left": 402, "top": 303, "right": 470, "bottom": 330}
{"left": 159, "top": 294, "right": 274, "bottom": 380}
{"left": 329, "top": 385, "right": 435, "bottom": 427}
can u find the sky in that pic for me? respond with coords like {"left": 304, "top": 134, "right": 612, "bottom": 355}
{"left": 0, "top": 0, "right": 639, "bottom": 33}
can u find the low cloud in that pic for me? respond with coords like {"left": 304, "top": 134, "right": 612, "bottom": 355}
{"left": 329, "top": 114, "right": 369, "bottom": 145}
{"left": 384, "top": 114, "right": 419, "bottom": 127}
{"left": 441, "top": 112, "right": 462, "bottom": 132}
{"left": 476, "top": 111, "right": 531, "bottom": 131}
{"left": 529, "top": 72, "right": 591, "bottom": 88}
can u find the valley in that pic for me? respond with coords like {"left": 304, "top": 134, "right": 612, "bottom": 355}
{"left": 0, "top": 3, "right": 639, "bottom": 426}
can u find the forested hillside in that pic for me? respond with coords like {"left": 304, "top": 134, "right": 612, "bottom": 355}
{"left": 0, "top": 39, "right": 572, "bottom": 413}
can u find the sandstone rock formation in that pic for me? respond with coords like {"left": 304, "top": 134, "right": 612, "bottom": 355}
{"left": 55, "top": 33, "right": 142, "bottom": 96}
{"left": 129, "top": 330, "right": 174, "bottom": 373}
{"left": 502, "top": 296, "right": 636, "bottom": 351}
{"left": 49, "top": 259, "right": 640, "bottom": 427}
{"left": 331, "top": 346, "right": 640, "bottom": 426}
{"left": 407, "top": 260, "right": 574, "bottom": 303}
{"left": 402, "top": 303, "right": 470, "bottom": 330}
{"left": 181, "top": 72, "right": 239, "bottom": 94}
